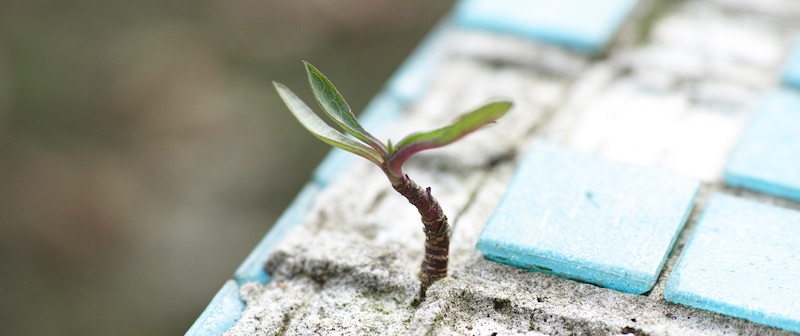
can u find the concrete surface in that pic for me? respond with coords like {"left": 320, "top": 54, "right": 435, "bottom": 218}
{"left": 222, "top": 0, "right": 800, "bottom": 334}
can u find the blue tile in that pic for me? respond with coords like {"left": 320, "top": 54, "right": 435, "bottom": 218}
{"left": 477, "top": 141, "right": 699, "bottom": 294}
{"left": 665, "top": 194, "right": 800, "bottom": 333}
{"left": 386, "top": 19, "right": 452, "bottom": 103}
{"left": 313, "top": 93, "right": 404, "bottom": 187}
{"left": 313, "top": 149, "right": 353, "bottom": 188}
{"left": 782, "top": 35, "right": 800, "bottom": 90}
{"left": 725, "top": 89, "right": 800, "bottom": 201}
{"left": 454, "top": 0, "right": 639, "bottom": 55}
{"left": 234, "top": 184, "right": 319, "bottom": 285}
{"left": 185, "top": 280, "right": 244, "bottom": 336}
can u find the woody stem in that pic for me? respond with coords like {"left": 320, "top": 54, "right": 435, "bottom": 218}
{"left": 389, "top": 173, "right": 450, "bottom": 300}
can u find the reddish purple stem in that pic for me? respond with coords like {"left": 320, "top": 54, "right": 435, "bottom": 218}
{"left": 387, "top": 172, "right": 450, "bottom": 299}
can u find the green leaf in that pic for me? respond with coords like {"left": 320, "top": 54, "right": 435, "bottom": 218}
{"left": 395, "top": 100, "right": 512, "bottom": 152}
{"left": 387, "top": 100, "right": 512, "bottom": 176}
{"left": 304, "top": 61, "right": 386, "bottom": 153}
{"left": 274, "top": 81, "right": 384, "bottom": 166}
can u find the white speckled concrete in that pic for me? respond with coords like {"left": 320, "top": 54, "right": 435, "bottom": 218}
{"left": 218, "top": 0, "right": 800, "bottom": 334}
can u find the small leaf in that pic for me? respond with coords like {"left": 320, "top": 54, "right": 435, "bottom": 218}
{"left": 388, "top": 101, "right": 512, "bottom": 175}
{"left": 394, "top": 100, "right": 512, "bottom": 152}
{"left": 274, "top": 81, "right": 384, "bottom": 166}
{"left": 304, "top": 61, "right": 386, "bottom": 154}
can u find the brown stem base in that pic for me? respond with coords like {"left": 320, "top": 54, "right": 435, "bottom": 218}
{"left": 391, "top": 175, "right": 450, "bottom": 300}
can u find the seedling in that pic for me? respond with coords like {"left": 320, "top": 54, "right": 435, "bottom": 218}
{"left": 274, "top": 61, "right": 511, "bottom": 298}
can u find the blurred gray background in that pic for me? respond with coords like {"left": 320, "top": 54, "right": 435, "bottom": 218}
{"left": 0, "top": 1, "right": 455, "bottom": 335}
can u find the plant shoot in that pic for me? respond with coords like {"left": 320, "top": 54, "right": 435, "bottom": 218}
{"left": 274, "top": 61, "right": 512, "bottom": 298}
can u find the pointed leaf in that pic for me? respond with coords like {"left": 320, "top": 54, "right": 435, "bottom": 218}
{"left": 304, "top": 61, "right": 386, "bottom": 153}
{"left": 274, "top": 81, "right": 383, "bottom": 166}
{"left": 395, "top": 100, "right": 512, "bottom": 152}
{"left": 388, "top": 100, "right": 512, "bottom": 175}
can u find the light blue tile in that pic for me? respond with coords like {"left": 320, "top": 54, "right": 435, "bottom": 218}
{"left": 782, "top": 35, "right": 800, "bottom": 90}
{"left": 477, "top": 141, "right": 699, "bottom": 294}
{"left": 665, "top": 194, "right": 800, "bottom": 333}
{"left": 454, "top": 0, "right": 639, "bottom": 55}
{"left": 312, "top": 93, "right": 404, "bottom": 187}
{"left": 234, "top": 184, "right": 319, "bottom": 285}
{"left": 386, "top": 19, "right": 452, "bottom": 103}
{"left": 725, "top": 89, "right": 800, "bottom": 201}
{"left": 313, "top": 149, "right": 353, "bottom": 188}
{"left": 185, "top": 280, "right": 244, "bottom": 336}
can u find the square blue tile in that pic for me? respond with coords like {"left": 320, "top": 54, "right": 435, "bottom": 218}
{"left": 185, "top": 280, "right": 244, "bottom": 336}
{"left": 725, "top": 89, "right": 800, "bottom": 201}
{"left": 454, "top": 0, "right": 639, "bottom": 55}
{"left": 234, "top": 184, "right": 319, "bottom": 285}
{"left": 477, "top": 141, "right": 699, "bottom": 294}
{"left": 665, "top": 194, "right": 800, "bottom": 333}
{"left": 313, "top": 92, "right": 404, "bottom": 187}
{"left": 782, "top": 35, "right": 800, "bottom": 90}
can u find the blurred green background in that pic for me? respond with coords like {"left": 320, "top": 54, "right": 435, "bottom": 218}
{"left": 0, "top": 1, "right": 454, "bottom": 335}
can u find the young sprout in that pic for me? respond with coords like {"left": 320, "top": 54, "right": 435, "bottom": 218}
{"left": 274, "top": 61, "right": 512, "bottom": 299}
